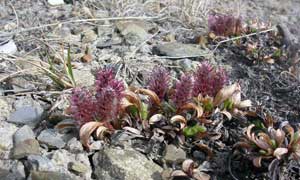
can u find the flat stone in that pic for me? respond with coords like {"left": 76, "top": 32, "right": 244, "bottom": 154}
{"left": 30, "top": 171, "right": 72, "bottom": 180}
{"left": 12, "top": 139, "right": 40, "bottom": 159}
{"left": 164, "top": 144, "right": 186, "bottom": 163}
{"left": 153, "top": 42, "right": 206, "bottom": 57}
{"left": 37, "top": 129, "right": 66, "bottom": 149}
{"left": 0, "top": 160, "right": 25, "bottom": 180}
{"left": 7, "top": 106, "right": 44, "bottom": 128}
{"left": 93, "top": 147, "right": 163, "bottom": 180}
{"left": 13, "top": 125, "right": 35, "bottom": 144}
{"left": 48, "top": 0, "right": 65, "bottom": 6}
{"left": 26, "top": 155, "right": 57, "bottom": 172}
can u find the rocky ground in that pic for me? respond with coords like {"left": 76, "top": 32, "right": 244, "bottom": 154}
{"left": 0, "top": 0, "right": 300, "bottom": 180}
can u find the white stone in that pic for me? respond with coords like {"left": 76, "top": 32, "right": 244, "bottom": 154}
{"left": 48, "top": 0, "right": 65, "bottom": 6}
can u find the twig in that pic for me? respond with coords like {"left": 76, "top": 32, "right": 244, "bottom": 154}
{"left": 212, "top": 28, "right": 276, "bottom": 53}
{"left": 0, "top": 68, "right": 34, "bottom": 83}
{"left": 0, "top": 16, "right": 161, "bottom": 37}
{"left": 9, "top": 3, "right": 19, "bottom": 29}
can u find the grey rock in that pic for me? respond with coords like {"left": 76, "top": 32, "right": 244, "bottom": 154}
{"left": 12, "top": 139, "right": 40, "bottom": 159}
{"left": 30, "top": 171, "right": 72, "bottom": 180}
{"left": 81, "top": 29, "right": 97, "bottom": 43}
{"left": 48, "top": 0, "right": 65, "bottom": 6}
{"left": 50, "top": 149, "right": 92, "bottom": 179}
{"left": 116, "top": 21, "right": 150, "bottom": 45}
{"left": 7, "top": 106, "right": 44, "bottom": 128}
{"left": 66, "top": 137, "right": 83, "bottom": 153}
{"left": 93, "top": 147, "right": 163, "bottom": 180}
{"left": 153, "top": 42, "right": 205, "bottom": 57}
{"left": 0, "top": 122, "right": 18, "bottom": 158}
{"left": 0, "top": 98, "right": 11, "bottom": 121}
{"left": 37, "top": 129, "right": 66, "bottom": 149}
{"left": 164, "top": 144, "right": 186, "bottom": 163}
{"left": 13, "top": 125, "right": 35, "bottom": 144}
{"left": 0, "top": 160, "right": 25, "bottom": 180}
{"left": 26, "top": 155, "right": 57, "bottom": 172}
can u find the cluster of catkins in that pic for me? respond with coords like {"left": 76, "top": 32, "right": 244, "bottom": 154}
{"left": 70, "top": 62, "right": 228, "bottom": 126}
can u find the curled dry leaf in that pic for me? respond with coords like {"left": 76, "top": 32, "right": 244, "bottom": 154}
{"left": 182, "top": 159, "right": 195, "bottom": 176}
{"left": 123, "top": 90, "right": 142, "bottom": 111}
{"left": 194, "top": 143, "right": 213, "bottom": 159}
{"left": 149, "top": 114, "right": 166, "bottom": 125}
{"left": 170, "top": 115, "right": 187, "bottom": 130}
{"left": 171, "top": 170, "right": 188, "bottom": 178}
{"left": 236, "top": 100, "right": 252, "bottom": 109}
{"left": 273, "top": 148, "right": 288, "bottom": 159}
{"left": 79, "top": 121, "right": 103, "bottom": 149}
{"left": 179, "top": 103, "right": 203, "bottom": 119}
{"left": 220, "top": 110, "right": 232, "bottom": 120}
{"left": 95, "top": 126, "right": 111, "bottom": 140}
{"left": 213, "top": 83, "right": 240, "bottom": 106}
{"left": 253, "top": 156, "right": 263, "bottom": 167}
{"left": 135, "top": 88, "right": 161, "bottom": 106}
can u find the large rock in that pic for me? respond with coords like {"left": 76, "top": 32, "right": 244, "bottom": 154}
{"left": 13, "top": 125, "right": 35, "bottom": 144}
{"left": 37, "top": 129, "right": 66, "bottom": 149}
{"left": 7, "top": 106, "right": 44, "bottom": 128}
{"left": 93, "top": 147, "right": 163, "bottom": 180}
{"left": 0, "top": 160, "right": 25, "bottom": 180}
{"left": 12, "top": 139, "right": 40, "bottom": 159}
{"left": 26, "top": 155, "right": 57, "bottom": 172}
{"left": 164, "top": 144, "right": 187, "bottom": 163}
{"left": 153, "top": 42, "right": 206, "bottom": 57}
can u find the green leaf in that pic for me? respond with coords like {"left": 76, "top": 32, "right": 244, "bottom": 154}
{"left": 127, "top": 106, "right": 139, "bottom": 118}
{"left": 203, "top": 101, "right": 214, "bottom": 112}
{"left": 223, "top": 99, "right": 233, "bottom": 111}
{"left": 141, "top": 103, "right": 149, "bottom": 120}
{"left": 270, "top": 139, "right": 277, "bottom": 148}
{"left": 183, "top": 124, "right": 207, "bottom": 137}
{"left": 65, "top": 47, "right": 76, "bottom": 86}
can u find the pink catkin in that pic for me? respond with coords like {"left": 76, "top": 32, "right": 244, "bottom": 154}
{"left": 70, "top": 88, "right": 96, "bottom": 126}
{"left": 208, "top": 13, "right": 241, "bottom": 36}
{"left": 172, "top": 73, "right": 193, "bottom": 108}
{"left": 192, "top": 61, "right": 228, "bottom": 97}
{"left": 147, "top": 66, "right": 170, "bottom": 100}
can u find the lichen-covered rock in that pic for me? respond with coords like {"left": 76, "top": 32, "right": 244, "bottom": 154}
{"left": 93, "top": 146, "right": 163, "bottom": 180}
{"left": 37, "top": 129, "right": 66, "bottom": 149}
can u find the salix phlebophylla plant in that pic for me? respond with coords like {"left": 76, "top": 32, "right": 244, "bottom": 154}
{"left": 208, "top": 13, "right": 243, "bottom": 37}
{"left": 234, "top": 122, "right": 300, "bottom": 168}
{"left": 68, "top": 67, "right": 125, "bottom": 148}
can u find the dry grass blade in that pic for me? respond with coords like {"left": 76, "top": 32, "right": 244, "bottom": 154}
{"left": 253, "top": 156, "right": 262, "bottom": 167}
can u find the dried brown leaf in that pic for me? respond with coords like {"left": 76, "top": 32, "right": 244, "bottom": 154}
{"left": 79, "top": 121, "right": 103, "bottom": 149}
